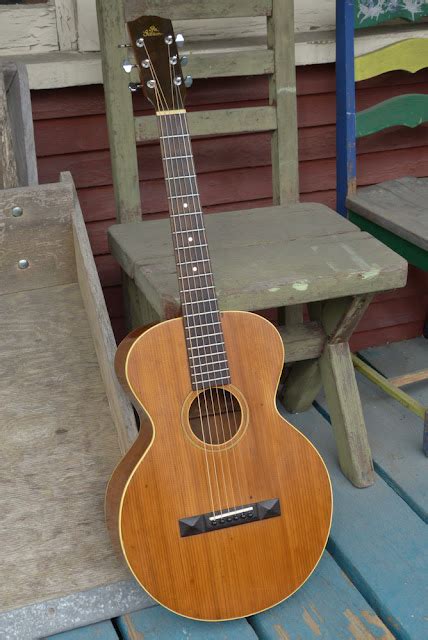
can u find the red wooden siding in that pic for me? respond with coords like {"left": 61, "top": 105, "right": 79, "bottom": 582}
{"left": 31, "top": 63, "right": 428, "bottom": 347}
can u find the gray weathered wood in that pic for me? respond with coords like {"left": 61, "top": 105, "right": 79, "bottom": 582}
{"left": 96, "top": 0, "right": 141, "bottom": 224}
{"left": 108, "top": 205, "right": 407, "bottom": 316}
{"left": 0, "top": 62, "right": 37, "bottom": 188}
{"left": 179, "top": 48, "right": 274, "bottom": 79}
{"left": 347, "top": 177, "right": 428, "bottom": 251}
{"left": 123, "top": 271, "right": 161, "bottom": 330}
{"left": 328, "top": 294, "right": 374, "bottom": 343}
{"left": 109, "top": 203, "right": 363, "bottom": 276}
{"left": 0, "top": 178, "right": 141, "bottom": 619}
{"left": 319, "top": 341, "right": 374, "bottom": 487}
{"left": 64, "top": 173, "right": 137, "bottom": 452}
{"left": 278, "top": 320, "right": 325, "bottom": 362}
{"left": 0, "top": 73, "right": 18, "bottom": 189}
{"left": 282, "top": 359, "right": 322, "bottom": 412}
{"left": 124, "top": 0, "right": 272, "bottom": 21}
{"left": 135, "top": 106, "right": 277, "bottom": 142}
{"left": 267, "top": 0, "right": 299, "bottom": 203}
{"left": 0, "top": 283, "right": 130, "bottom": 614}
{"left": 0, "top": 182, "right": 77, "bottom": 294}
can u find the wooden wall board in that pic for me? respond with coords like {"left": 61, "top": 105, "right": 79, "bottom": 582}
{"left": 117, "top": 608, "right": 258, "bottom": 640}
{"left": 285, "top": 405, "right": 428, "bottom": 639}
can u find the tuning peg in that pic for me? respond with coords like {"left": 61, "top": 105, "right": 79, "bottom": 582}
{"left": 122, "top": 59, "right": 137, "bottom": 73}
{"left": 128, "top": 82, "right": 142, "bottom": 93}
{"left": 180, "top": 55, "right": 189, "bottom": 66}
{"left": 184, "top": 75, "right": 193, "bottom": 88}
{"left": 118, "top": 43, "right": 131, "bottom": 48}
{"left": 175, "top": 33, "right": 184, "bottom": 48}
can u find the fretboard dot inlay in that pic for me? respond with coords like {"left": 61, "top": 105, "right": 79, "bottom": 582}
{"left": 183, "top": 202, "right": 188, "bottom": 208}
{"left": 192, "top": 266, "right": 198, "bottom": 272}
{"left": 188, "top": 236, "right": 193, "bottom": 242}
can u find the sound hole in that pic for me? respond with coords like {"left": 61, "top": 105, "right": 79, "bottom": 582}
{"left": 188, "top": 388, "right": 242, "bottom": 445}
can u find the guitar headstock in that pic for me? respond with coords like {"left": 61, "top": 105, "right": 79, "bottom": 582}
{"left": 126, "top": 15, "right": 190, "bottom": 112}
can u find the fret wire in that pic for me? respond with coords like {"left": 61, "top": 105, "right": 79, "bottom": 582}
{"left": 166, "top": 175, "right": 197, "bottom": 180}
{"left": 188, "top": 352, "right": 227, "bottom": 361}
{"left": 186, "top": 342, "right": 226, "bottom": 351}
{"left": 186, "top": 331, "right": 224, "bottom": 340}
{"left": 185, "top": 321, "right": 221, "bottom": 330}
{"left": 168, "top": 193, "right": 199, "bottom": 199}
{"left": 192, "top": 368, "right": 230, "bottom": 377}
{"left": 190, "top": 358, "right": 228, "bottom": 367}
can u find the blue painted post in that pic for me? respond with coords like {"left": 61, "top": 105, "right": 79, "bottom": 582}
{"left": 336, "top": 0, "right": 357, "bottom": 216}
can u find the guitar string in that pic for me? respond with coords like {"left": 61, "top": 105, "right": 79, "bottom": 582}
{"left": 149, "top": 46, "right": 226, "bottom": 515}
{"left": 142, "top": 46, "right": 218, "bottom": 516}
{"left": 166, "top": 54, "right": 233, "bottom": 513}
{"left": 173, "top": 79, "right": 245, "bottom": 512}
{"left": 142, "top": 40, "right": 241, "bottom": 515}
{"left": 170, "top": 83, "right": 234, "bottom": 513}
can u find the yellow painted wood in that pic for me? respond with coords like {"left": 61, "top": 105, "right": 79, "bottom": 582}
{"left": 352, "top": 355, "right": 426, "bottom": 419}
{"left": 355, "top": 38, "right": 428, "bottom": 82}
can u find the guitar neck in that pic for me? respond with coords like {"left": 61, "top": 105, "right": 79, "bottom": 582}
{"left": 157, "top": 110, "right": 231, "bottom": 390}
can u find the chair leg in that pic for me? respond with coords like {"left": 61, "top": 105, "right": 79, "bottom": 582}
{"left": 320, "top": 341, "right": 374, "bottom": 487}
{"left": 282, "top": 359, "right": 322, "bottom": 413}
{"left": 122, "top": 272, "right": 161, "bottom": 330}
{"left": 316, "top": 295, "right": 375, "bottom": 487}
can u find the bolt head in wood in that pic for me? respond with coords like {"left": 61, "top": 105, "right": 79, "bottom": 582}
{"left": 175, "top": 33, "right": 184, "bottom": 48}
{"left": 18, "top": 259, "right": 29, "bottom": 269}
{"left": 12, "top": 206, "right": 23, "bottom": 217}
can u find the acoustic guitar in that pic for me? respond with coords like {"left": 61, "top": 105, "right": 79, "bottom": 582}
{"left": 106, "top": 15, "right": 332, "bottom": 621}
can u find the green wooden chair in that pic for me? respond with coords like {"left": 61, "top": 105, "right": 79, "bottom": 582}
{"left": 96, "top": 0, "right": 408, "bottom": 487}
{"left": 336, "top": 0, "right": 428, "bottom": 454}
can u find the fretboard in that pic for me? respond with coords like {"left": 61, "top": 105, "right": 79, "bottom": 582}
{"left": 157, "top": 110, "right": 231, "bottom": 390}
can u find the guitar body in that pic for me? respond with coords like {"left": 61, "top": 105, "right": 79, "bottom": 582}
{"left": 107, "top": 311, "right": 332, "bottom": 621}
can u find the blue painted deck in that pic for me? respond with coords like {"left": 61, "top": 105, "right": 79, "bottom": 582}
{"left": 47, "top": 338, "right": 428, "bottom": 640}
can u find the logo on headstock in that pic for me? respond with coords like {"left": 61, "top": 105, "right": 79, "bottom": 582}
{"left": 143, "top": 25, "right": 162, "bottom": 37}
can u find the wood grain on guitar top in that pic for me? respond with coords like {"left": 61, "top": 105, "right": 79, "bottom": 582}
{"left": 106, "top": 311, "right": 332, "bottom": 621}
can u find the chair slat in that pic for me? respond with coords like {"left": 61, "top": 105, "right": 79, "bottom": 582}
{"left": 124, "top": 0, "right": 272, "bottom": 22}
{"left": 134, "top": 106, "right": 277, "bottom": 142}
{"left": 355, "top": 38, "right": 428, "bottom": 81}
{"left": 185, "top": 48, "right": 273, "bottom": 78}
{"left": 356, "top": 94, "right": 428, "bottom": 138}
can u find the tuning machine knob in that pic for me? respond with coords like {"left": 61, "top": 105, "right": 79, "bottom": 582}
{"left": 180, "top": 55, "right": 189, "bottom": 67}
{"left": 122, "top": 59, "right": 137, "bottom": 73}
{"left": 175, "top": 33, "right": 184, "bottom": 48}
{"left": 184, "top": 75, "right": 193, "bottom": 88}
{"left": 128, "top": 82, "right": 142, "bottom": 93}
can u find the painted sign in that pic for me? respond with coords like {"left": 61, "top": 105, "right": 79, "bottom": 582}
{"left": 355, "top": 0, "right": 428, "bottom": 28}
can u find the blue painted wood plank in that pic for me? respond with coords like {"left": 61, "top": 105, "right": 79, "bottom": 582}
{"left": 282, "top": 405, "right": 428, "bottom": 640}
{"left": 250, "top": 552, "right": 395, "bottom": 639}
{"left": 117, "top": 606, "right": 258, "bottom": 639}
{"left": 47, "top": 620, "right": 118, "bottom": 639}
{"left": 336, "top": 0, "right": 357, "bottom": 215}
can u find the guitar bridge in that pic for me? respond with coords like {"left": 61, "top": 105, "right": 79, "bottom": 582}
{"left": 179, "top": 498, "right": 281, "bottom": 538}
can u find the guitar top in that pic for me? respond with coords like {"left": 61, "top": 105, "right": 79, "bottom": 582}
{"left": 106, "top": 15, "right": 333, "bottom": 621}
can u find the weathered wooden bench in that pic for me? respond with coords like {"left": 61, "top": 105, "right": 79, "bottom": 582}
{"left": 98, "top": 0, "right": 408, "bottom": 488}
{"left": 0, "top": 63, "right": 149, "bottom": 639}
{"left": 336, "top": 1, "right": 428, "bottom": 453}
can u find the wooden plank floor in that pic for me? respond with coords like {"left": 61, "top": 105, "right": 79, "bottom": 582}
{"left": 46, "top": 338, "right": 427, "bottom": 640}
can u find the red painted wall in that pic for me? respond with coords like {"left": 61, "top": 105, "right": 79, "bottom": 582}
{"left": 31, "top": 63, "right": 428, "bottom": 347}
